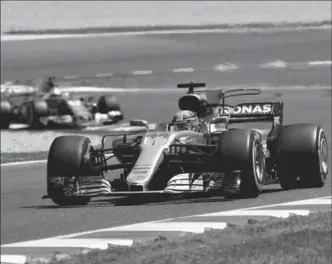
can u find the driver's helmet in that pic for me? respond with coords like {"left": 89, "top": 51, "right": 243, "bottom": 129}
{"left": 39, "top": 77, "right": 56, "bottom": 93}
{"left": 171, "top": 110, "right": 200, "bottom": 132}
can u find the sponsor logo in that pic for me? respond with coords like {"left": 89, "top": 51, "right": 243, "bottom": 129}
{"left": 218, "top": 104, "right": 272, "bottom": 116}
{"left": 129, "top": 167, "right": 151, "bottom": 181}
{"left": 130, "top": 175, "right": 147, "bottom": 181}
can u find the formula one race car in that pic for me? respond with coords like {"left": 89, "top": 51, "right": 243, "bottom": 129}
{"left": 0, "top": 82, "right": 123, "bottom": 129}
{"left": 42, "top": 82, "right": 329, "bottom": 206}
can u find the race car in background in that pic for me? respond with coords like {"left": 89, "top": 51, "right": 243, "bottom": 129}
{"left": 41, "top": 82, "right": 329, "bottom": 206}
{"left": 0, "top": 79, "right": 124, "bottom": 129}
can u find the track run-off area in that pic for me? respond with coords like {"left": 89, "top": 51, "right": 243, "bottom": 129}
{"left": 1, "top": 27, "right": 331, "bottom": 263}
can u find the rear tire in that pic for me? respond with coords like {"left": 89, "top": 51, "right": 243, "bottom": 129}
{"left": 276, "top": 124, "right": 329, "bottom": 190}
{"left": 217, "top": 129, "right": 265, "bottom": 199}
{"left": 97, "top": 95, "right": 121, "bottom": 113}
{"left": 47, "top": 136, "right": 94, "bottom": 206}
{"left": 0, "top": 100, "right": 12, "bottom": 129}
{"left": 27, "top": 101, "right": 49, "bottom": 129}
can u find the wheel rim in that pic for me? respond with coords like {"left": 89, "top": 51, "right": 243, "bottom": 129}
{"left": 253, "top": 144, "right": 264, "bottom": 183}
{"left": 319, "top": 135, "right": 329, "bottom": 181}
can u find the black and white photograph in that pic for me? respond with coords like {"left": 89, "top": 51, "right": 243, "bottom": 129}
{"left": 1, "top": 1, "right": 331, "bottom": 263}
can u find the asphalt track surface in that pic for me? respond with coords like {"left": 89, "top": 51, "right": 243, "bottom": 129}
{"left": 1, "top": 28, "right": 331, "bottom": 252}
{"left": 1, "top": 28, "right": 331, "bottom": 88}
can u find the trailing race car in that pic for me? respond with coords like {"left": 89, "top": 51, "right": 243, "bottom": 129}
{"left": 42, "top": 82, "right": 329, "bottom": 206}
{"left": 0, "top": 81, "right": 123, "bottom": 129}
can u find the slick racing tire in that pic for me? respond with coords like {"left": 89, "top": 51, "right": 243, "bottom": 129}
{"left": 217, "top": 129, "right": 265, "bottom": 199}
{"left": 97, "top": 95, "right": 121, "bottom": 114}
{"left": 47, "top": 135, "right": 98, "bottom": 206}
{"left": 0, "top": 100, "right": 12, "bottom": 129}
{"left": 276, "top": 124, "right": 329, "bottom": 190}
{"left": 27, "top": 100, "right": 49, "bottom": 129}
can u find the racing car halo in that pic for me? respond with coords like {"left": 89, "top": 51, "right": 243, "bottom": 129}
{"left": 42, "top": 82, "right": 329, "bottom": 206}
{"left": 0, "top": 81, "right": 123, "bottom": 129}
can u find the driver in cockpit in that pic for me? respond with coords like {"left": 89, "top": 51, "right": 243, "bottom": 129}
{"left": 169, "top": 110, "right": 226, "bottom": 192}
{"left": 170, "top": 110, "right": 202, "bottom": 132}
{"left": 37, "top": 77, "right": 70, "bottom": 99}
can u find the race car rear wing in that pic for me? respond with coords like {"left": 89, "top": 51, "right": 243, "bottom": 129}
{"left": 227, "top": 101, "right": 284, "bottom": 124}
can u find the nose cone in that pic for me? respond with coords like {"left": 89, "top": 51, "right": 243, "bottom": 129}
{"left": 126, "top": 133, "right": 170, "bottom": 191}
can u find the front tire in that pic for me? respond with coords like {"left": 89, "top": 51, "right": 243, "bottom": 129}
{"left": 217, "top": 129, "right": 265, "bottom": 199}
{"left": 47, "top": 135, "right": 94, "bottom": 206}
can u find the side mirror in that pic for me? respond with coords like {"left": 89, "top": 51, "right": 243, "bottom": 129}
{"left": 129, "top": 119, "right": 149, "bottom": 128}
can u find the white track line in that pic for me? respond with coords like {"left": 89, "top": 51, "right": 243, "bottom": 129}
{"left": 1, "top": 160, "right": 47, "bottom": 167}
{"left": 192, "top": 196, "right": 332, "bottom": 217}
{"left": 2, "top": 25, "right": 330, "bottom": 42}
{"left": 213, "top": 63, "right": 238, "bottom": 72}
{"left": 62, "top": 85, "right": 331, "bottom": 93}
{"left": 172, "top": 68, "right": 195, "bottom": 73}
{"left": 105, "top": 221, "right": 228, "bottom": 233}
{"left": 1, "top": 84, "right": 331, "bottom": 95}
{"left": 0, "top": 255, "right": 27, "bottom": 264}
{"left": 62, "top": 75, "right": 79, "bottom": 80}
{"left": 259, "top": 60, "right": 288, "bottom": 69}
{"left": 276, "top": 197, "right": 332, "bottom": 206}
{"left": 2, "top": 238, "right": 133, "bottom": 249}
{"left": 95, "top": 73, "right": 113, "bottom": 78}
{"left": 131, "top": 70, "right": 154, "bottom": 75}
{"left": 197, "top": 209, "right": 311, "bottom": 218}
{"left": 259, "top": 60, "right": 332, "bottom": 69}
{"left": 308, "top": 60, "right": 332, "bottom": 66}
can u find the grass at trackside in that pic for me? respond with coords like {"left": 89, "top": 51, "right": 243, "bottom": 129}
{"left": 36, "top": 211, "right": 331, "bottom": 264}
{"left": 1, "top": 152, "right": 48, "bottom": 164}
